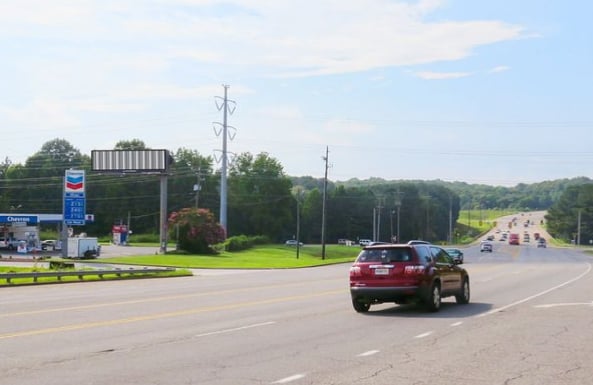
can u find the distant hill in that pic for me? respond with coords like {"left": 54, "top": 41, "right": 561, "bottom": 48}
{"left": 289, "top": 176, "right": 593, "bottom": 210}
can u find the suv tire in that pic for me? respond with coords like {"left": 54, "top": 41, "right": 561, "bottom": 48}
{"left": 456, "top": 277, "right": 470, "bottom": 304}
{"left": 425, "top": 282, "right": 441, "bottom": 312}
{"left": 352, "top": 299, "right": 370, "bottom": 313}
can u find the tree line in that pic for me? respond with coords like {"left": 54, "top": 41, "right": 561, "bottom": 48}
{"left": 1, "top": 138, "right": 591, "bottom": 244}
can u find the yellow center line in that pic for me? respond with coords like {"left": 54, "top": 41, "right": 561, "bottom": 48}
{"left": 0, "top": 289, "right": 344, "bottom": 340}
{"left": 1, "top": 278, "right": 346, "bottom": 318}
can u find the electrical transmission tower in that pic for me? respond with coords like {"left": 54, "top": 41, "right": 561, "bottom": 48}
{"left": 213, "top": 84, "right": 236, "bottom": 235}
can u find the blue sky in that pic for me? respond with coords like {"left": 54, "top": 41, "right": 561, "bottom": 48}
{"left": 1, "top": 0, "right": 592, "bottom": 186}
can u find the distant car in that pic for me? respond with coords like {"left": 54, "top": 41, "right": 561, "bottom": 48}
{"left": 359, "top": 239, "right": 372, "bottom": 246}
{"left": 285, "top": 240, "right": 303, "bottom": 246}
{"left": 486, "top": 235, "right": 495, "bottom": 241}
{"left": 407, "top": 240, "right": 431, "bottom": 245}
{"left": 445, "top": 248, "right": 464, "bottom": 264}
{"left": 349, "top": 243, "right": 470, "bottom": 313}
{"left": 41, "top": 239, "right": 61, "bottom": 251}
{"left": 480, "top": 242, "right": 493, "bottom": 252}
{"left": 0, "top": 237, "right": 19, "bottom": 250}
{"left": 537, "top": 238, "right": 547, "bottom": 248}
{"left": 509, "top": 233, "right": 520, "bottom": 245}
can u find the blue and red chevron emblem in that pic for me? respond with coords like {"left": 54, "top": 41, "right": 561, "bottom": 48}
{"left": 65, "top": 170, "right": 85, "bottom": 193}
{"left": 66, "top": 175, "right": 84, "bottom": 190}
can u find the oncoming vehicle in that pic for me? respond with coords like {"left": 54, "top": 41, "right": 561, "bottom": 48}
{"left": 509, "top": 233, "right": 520, "bottom": 245}
{"left": 480, "top": 241, "right": 493, "bottom": 252}
{"left": 445, "top": 248, "right": 464, "bottom": 263}
{"left": 349, "top": 243, "right": 470, "bottom": 313}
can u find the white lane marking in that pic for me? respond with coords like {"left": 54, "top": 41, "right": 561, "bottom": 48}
{"left": 273, "top": 374, "right": 306, "bottom": 384}
{"left": 358, "top": 350, "right": 380, "bottom": 357}
{"left": 450, "top": 321, "right": 463, "bottom": 327}
{"left": 415, "top": 331, "right": 433, "bottom": 339}
{"left": 194, "top": 321, "right": 276, "bottom": 338}
{"left": 477, "top": 263, "right": 592, "bottom": 318}
{"left": 535, "top": 302, "right": 593, "bottom": 308}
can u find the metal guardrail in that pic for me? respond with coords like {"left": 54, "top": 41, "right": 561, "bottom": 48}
{"left": 0, "top": 267, "right": 177, "bottom": 284}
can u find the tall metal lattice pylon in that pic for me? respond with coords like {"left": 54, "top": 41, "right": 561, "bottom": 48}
{"left": 213, "top": 84, "right": 237, "bottom": 236}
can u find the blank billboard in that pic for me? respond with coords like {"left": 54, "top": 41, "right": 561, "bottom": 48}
{"left": 91, "top": 150, "right": 172, "bottom": 173}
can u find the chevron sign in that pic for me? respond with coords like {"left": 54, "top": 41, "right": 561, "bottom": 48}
{"left": 65, "top": 170, "right": 85, "bottom": 193}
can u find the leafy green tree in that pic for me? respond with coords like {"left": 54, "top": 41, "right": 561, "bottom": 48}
{"left": 546, "top": 183, "right": 593, "bottom": 243}
{"left": 114, "top": 139, "right": 147, "bottom": 150}
{"left": 168, "top": 207, "right": 225, "bottom": 254}
{"left": 168, "top": 148, "right": 216, "bottom": 212}
{"left": 228, "top": 152, "right": 293, "bottom": 239}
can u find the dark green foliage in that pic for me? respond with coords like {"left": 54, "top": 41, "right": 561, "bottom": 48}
{"left": 168, "top": 208, "right": 226, "bottom": 254}
{"left": 3, "top": 138, "right": 593, "bottom": 246}
{"left": 223, "top": 234, "right": 270, "bottom": 252}
{"left": 129, "top": 233, "right": 160, "bottom": 243}
{"left": 546, "top": 183, "right": 593, "bottom": 244}
{"left": 228, "top": 152, "right": 293, "bottom": 239}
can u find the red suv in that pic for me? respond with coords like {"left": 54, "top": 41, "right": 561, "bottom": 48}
{"left": 349, "top": 243, "right": 470, "bottom": 312}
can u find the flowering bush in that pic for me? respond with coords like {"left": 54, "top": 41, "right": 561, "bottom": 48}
{"left": 168, "top": 208, "right": 226, "bottom": 254}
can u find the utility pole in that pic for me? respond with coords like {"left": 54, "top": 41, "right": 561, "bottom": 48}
{"left": 214, "top": 84, "right": 236, "bottom": 236}
{"left": 296, "top": 195, "right": 302, "bottom": 259}
{"left": 394, "top": 188, "right": 404, "bottom": 243}
{"left": 422, "top": 194, "right": 431, "bottom": 241}
{"left": 577, "top": 208, "right": 582, "bottom": 246}
{"left": 375, "top": 196, "right": 384, "bottom": 242}
{"left": 321, "top": 146, "right": 329, "bottom": 260}
{"left": 193, "top": 167, "right": 204, "bottom": 209}
{"left": 448, "top": 194, "right": 453, "bottom": 244}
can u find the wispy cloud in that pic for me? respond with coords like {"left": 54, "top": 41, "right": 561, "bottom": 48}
{"left": 0, "top": 0, "right": 528, "bottom": 78}
{"left": 414, "top": 71, "right": 473, "bottom": 80}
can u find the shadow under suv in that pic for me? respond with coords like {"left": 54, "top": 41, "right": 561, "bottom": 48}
{"left": 349, "top": 243, "right": 470, "bottom": 312}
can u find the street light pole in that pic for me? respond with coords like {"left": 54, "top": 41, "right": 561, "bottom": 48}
{"left": 394, "top": 188, "right": 403, "bottom": 243}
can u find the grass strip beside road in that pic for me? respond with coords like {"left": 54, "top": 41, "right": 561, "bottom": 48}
{"left": 0, "top": 266, "right": 192, "bottom": 287}
{"left": 93, "top": 244, "right": 361, "bottom": 269}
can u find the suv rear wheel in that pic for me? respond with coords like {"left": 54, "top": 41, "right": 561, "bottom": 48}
{"left": 455, "top": 277, "right": 470, "bottom": 304}
{"left": 425, "top": 282, "right": 441, "bottom": 312}
{"left": 352, "top": 298, "right": 370, "bottom": 313}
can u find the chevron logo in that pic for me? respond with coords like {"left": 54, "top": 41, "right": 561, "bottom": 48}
{"left": 66, "top": 175, "right": 84, "bottom": 190}
{"left": 65, "top": 171, "right": 85, "bottom": 192}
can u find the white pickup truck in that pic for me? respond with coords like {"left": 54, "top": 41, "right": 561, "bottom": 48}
{"left": 0, "top": 238, "right": 20, "bottom": 250}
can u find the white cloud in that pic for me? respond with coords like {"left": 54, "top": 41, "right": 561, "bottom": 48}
{"left": 0, "top": 0, "right": 528, "bottom": 77}
{"left": 0, "top": 0, "right": 532, "bottom": 163}
{"left": 414, "top": 71, "right": 473, "bottom": 80}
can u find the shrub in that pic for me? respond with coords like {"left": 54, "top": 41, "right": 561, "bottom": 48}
{"left": 222, "top": 235, "right": 271, "bottom": 252}
{"left": 168, "top": 208, "right": 226, "bottom": 254}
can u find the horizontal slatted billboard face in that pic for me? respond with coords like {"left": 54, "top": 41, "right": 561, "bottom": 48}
{"left": 91, "top": 150, "right": 172, "bottom": 173}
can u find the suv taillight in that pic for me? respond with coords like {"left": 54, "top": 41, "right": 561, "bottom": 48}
{"left": 349, "top": 266, "right": 362, "bottom": 277}
{"left": 404, "top": 265, "right": 426, "bottom": 275}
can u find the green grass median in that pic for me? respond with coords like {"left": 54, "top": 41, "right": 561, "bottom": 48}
{"left": 94, "top": 244, "right": 361, "bottom": 269}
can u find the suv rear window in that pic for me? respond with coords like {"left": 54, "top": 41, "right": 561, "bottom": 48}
{"left": 356, "top": 248, "right": 412, "bottom": 262}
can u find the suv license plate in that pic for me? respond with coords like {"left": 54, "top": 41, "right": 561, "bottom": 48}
{"left": 374, "top": 268, "right": 389, "bottom": 275}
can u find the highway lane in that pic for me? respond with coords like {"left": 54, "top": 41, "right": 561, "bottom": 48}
{"left": 1, "top": 246, "right": 592, "bottom": 385}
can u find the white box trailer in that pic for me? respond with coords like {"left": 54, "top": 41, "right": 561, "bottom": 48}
{"left": 67, "top": 237, "right": 100, "bottom": 258}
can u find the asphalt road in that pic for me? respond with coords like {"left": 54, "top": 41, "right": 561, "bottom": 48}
{"left": 1, "top": 235, "right": 593, "bottom": 384}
